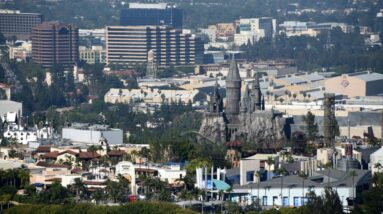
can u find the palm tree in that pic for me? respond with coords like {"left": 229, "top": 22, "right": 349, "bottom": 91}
{"left": 18, "top": 168, "right": 30, "bottom": 188}
{"left": 63, "top": 154, "right": 74, "bottom": 169}
{"left": 298, "top": 171, "right": 308, "bottom": 204}
{"left": 266, "top": 157, "right": 275, "bottom": 180}
{"left": 138, "top": 147, "right": 151, "bottom": 162}
{"left": 226, "top": 187, "right": 233, "bottom": 203}
{"left": 122, "top": 153, "right": 132, "bottom": 162}
{"left": 92, "top": 188, "right": 104, "bottom": 204}
{"left": 88, "top": 145, "right": 98, "bottom": 153}
{"left": 73, "top": 178, "right": 84, "bottom": 200}
{"left": 278, "top": 167, "right": 286, "bottom": 207}
{"left": 374, "top": 162, "right": 382, "bottom": 173}
{"left": 324, "top": 162, "right": 333, "bottom": 187}
{"left": 255, "top": 171, "right": 262, "bottom": 201}
{"left": 349, "top": 170, "right": 358, "bottom": 199}
{"left": 6, "top": 169, "right": 17, "bottom": 187}
{"left": 219, "top": 189, "right": 224, "bottom": 213}
{"left": 131, "top": 150, "right": 139, "bottom": 163}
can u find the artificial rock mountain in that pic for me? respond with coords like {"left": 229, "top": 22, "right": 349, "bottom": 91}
{"left": 199, "top": 60, "right": 286, "bottom": 148}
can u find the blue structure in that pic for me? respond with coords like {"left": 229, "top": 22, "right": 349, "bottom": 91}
{"left": 120, "top": 7, "right": 182, "bottom": 29}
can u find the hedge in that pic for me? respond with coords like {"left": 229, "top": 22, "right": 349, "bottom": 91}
{"left": 5, "top": 202, "right": 196, "bottom": 214}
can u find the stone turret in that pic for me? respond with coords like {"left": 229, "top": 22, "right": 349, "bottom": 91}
{"left": 240, "top": 84, "right": 250, "bottom": 113}
{"left": 209, "top": 80, "right": 223, "bottom": 113}
{"left": 225, "top": 60, "right": 242, "bottom": 116}
{"left": 249, "top": 71, "right": 262, "bottom": 112}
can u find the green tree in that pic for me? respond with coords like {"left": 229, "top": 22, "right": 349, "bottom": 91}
{"left": 303, "top": 111, "right": 318, "bottom": 141}
{"left": 298, "top": 171, "right": 308, "bottom": 201}
{"left": 304, "top": 188, "right": 343, "bottom": 214}
{"left": 17, "top": 169, "right": 30, "bottom": 188}
{"left": 361, "top": 172, "right": 383, "bottom": 213}
{"left": 38, "top": 182, "right": 72, "bottom": 204}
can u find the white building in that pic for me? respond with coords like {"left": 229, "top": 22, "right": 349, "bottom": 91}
{"left": 279, "top": 21, "right": 318, "bottom": 37}
{"left": 234, "top": 31, "right": 265, "bottom": 46}
{"left": 238, "top": 18, "right": 277, "bottom": 38}
{"left": 232, "top": 169, "right": 370, "bottom": 207}
{"left": 78, "top": 28, "right": 105, "bottom": 38}
{"left": 8, "top": 41, "right": 32, "bottom": 62}
{"left": 0, "top": 100, "right": 22, "bottom": 117}
{"left": 62, "top": 123, "right": 123, "bottom": 145}
{"left": 79, "top": 45, "right": 106, "bottom": 64}
{"left": 370, "top": 146, "right": 383, "bottom": 174}
{"left": 104, "top": 88, "right": 200, "bottom": 105}
{"left": 115, "top": 161, "right": 186, "bottom": 194}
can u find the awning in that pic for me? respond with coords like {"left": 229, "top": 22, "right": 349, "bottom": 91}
{"left": 213, "top": 179, "right": 231, "bottom": 191}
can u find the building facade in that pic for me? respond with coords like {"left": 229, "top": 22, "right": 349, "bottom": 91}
{"left": 62, "top": 123, "right": 123, "bottom": 145}
{"left": 120, "top": 3, "right": 182, "bottom": 29}
{"left": 198, "top": 60, "right": 286, "bottom": 145}
{"left": 105, "top": 26, "right": 203, "bottom": 66}
{"left": 79, "top": 46, "right": 106, "bottom": 64}
{"left": 32, "top": 22, "right": 79, "bottom": 67}
{"left": 0, "top": 9, "right": 43, "bottom": 40}
{"left": 104, "top": 88, "right": 200, "bottom": 105}
{"left": 324, "top": 71, "right": 383, "bottom": 97}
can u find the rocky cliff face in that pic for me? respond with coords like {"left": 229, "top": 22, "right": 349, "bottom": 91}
{"left": 199, "top": 113, "right": 227, "bottom": 143}
{"left": 237, "top": 111, "right": 285, "bottom": 147}
{"left": 199, "top": 110, "right": 286, "bottom": 148}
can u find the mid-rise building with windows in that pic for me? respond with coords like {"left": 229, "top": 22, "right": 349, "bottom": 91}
{"left": 105, "top": 25, "right": 203, "bottom": 66}
{"left": 0, "top": 9, "right": 43, "bottom": 40}
{"left": 32, "top": 22, "right": 79, "bottom": 67}
{"left": 120, "top": 3, "right": 182, "bottom": 29}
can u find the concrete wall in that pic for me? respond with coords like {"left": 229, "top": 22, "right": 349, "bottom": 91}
{"left": 240, "top": 158, "right": 261, "bottom": 186}
{"left": 62, "top": 128, "right": 123, "bottom": 145}
{"left": 232, "top": 186, "right": 352, "bottom": 207}
{"left": 325, "top": 75, "right": 366, "bottom": 97}
{"left": 0, "top": 100, "right": 22, "bottom": 117}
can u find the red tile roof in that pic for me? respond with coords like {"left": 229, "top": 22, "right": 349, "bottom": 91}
{"left": 43, "top": 151, "right": 59, "bottom": 159}
{"left": 107, "top": 150, "right": 126, "bottom": 157}
{"left": 36, "top": 161, "right": 47, "bottom": 167}
{"left": 71, "top": 168, "right": 84, "bottom": 174}
{"left": 36, "top": 146, "right": 51, "bottom": 153}
{"left": 45, "top": 177, "right": 62, "bottom": 182}
{"left": 59, "top": 150, "right": 79, "bottom": 156}
{"left": 79, "top": 152, "right": 101, "bottom": 160}
{"left": 135, "top": 168, "right": 157, "bottom": 173}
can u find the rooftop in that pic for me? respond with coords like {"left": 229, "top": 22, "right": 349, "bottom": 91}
{"left": 235, "top": 169, "right": 370, "bottom": 190}
{"left": 128, "top": 3, "right": 169, "bottom": 9}
{"left": 345, "top": 71, "right": 383, "bottom": 82}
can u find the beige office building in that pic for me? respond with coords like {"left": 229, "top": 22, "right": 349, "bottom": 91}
{"left": 105, "top": 26, "right": 203, "bottom": 66}
{"left": 325, "top": 71, "right": 383, "bottom": 97}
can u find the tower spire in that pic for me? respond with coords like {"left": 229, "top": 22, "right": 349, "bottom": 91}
{"left": 249, "top": 70, "right": 262, "bottom": 112}
{"left": 209, "top": 79, "right": 223, "bottom": 113}
{"left": 225, "top": 59, "right": 242, "bottom": 115}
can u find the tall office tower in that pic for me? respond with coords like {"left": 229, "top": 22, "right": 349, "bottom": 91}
{"left": 120, "top": 3, "right": 183, "bottom": 29}
{"left": 0, "top": 9, "right": 43, "bottom": 40}
{"left": 32, "top": 22, "right": 79, "bottom": 68}
{"left": 105, "top": 26, "right": 203, "bottom": 66}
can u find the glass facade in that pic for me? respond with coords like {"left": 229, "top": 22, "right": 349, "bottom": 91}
{"left": 120, "top": 8, "right": 183, "bottom": 29}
